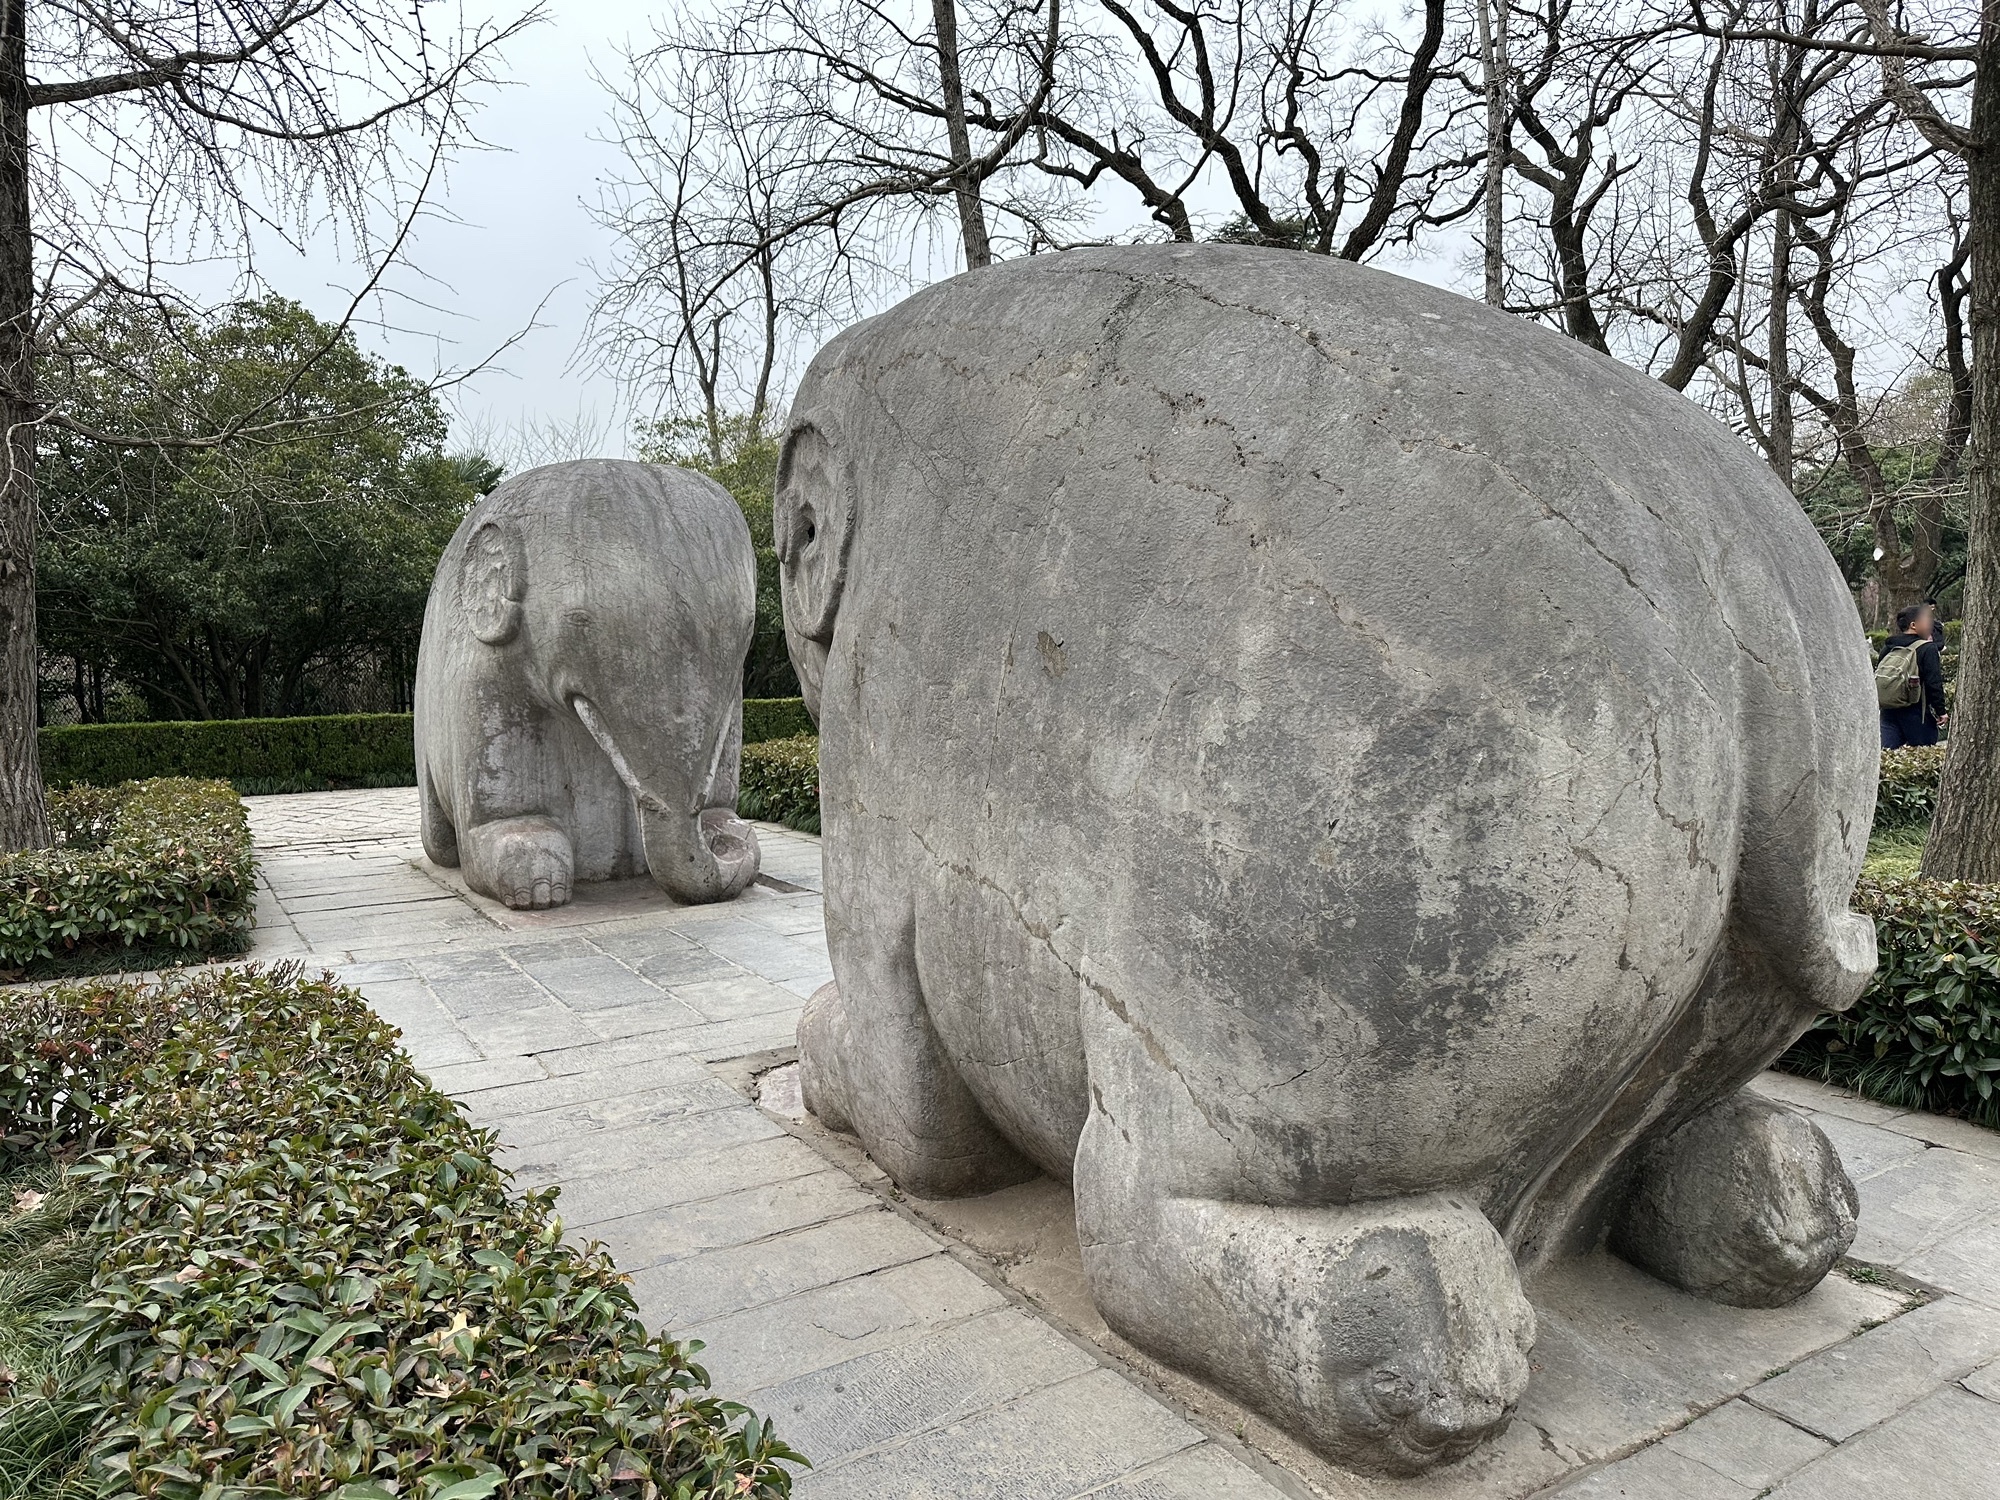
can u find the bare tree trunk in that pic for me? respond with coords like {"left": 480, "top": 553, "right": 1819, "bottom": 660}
{"left": 1765, "top": 17, "right": 1803, "bottom": 490}
{"left": 0, "top": 0, "right": 43, "bottom": 851}
{"left": 1767, "top": 208, "right": 1795, "bottom": 488}
{"left": 932, "top": 0, "right": 991, "bottom": 270}
{"left": 1477, "top": 0, "right": 1510, "bottom": 307}
{"left": 1924, "top": 0, "right": 2000, "bottom": 882}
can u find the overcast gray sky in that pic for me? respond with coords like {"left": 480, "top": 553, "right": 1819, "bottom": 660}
{"left": 236, "top": 3, "right": 658, "bottom": 459}
{"left": 245, "top": 1, "right": 1489, "bottom": 463}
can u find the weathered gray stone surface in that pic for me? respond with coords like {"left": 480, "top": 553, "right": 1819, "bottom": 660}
{"left": 777, "top": 245, "right": 1879, "bottom": 1472}
{"left": 415, "top": 460, "right": 760, "bottom": 909}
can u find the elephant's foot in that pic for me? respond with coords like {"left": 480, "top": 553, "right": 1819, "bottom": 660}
{"left": 462, "top": 815, "right": 575, "bottom": 910}
{"left": 1610, "top": 1090, "right": 1858, "bottom": 1308}
{"left": 1074, "top": 1116, "right": 1533, "bottom": 1476}
{"left": 798, "top": 961, "right": 1034, "bottom": 1198}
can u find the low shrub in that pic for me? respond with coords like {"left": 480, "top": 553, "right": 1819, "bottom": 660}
{"left": 1781, "top": 877, "right": 2000, "bottom": 1127}
{"left": 1866, "top": 619, "right": 1961, "bottom": 654}
{"left": 0, "top": 968, "right": 802, "bottom": 1498}
{"left": 738, "top": 737, "right": 819, "bottom": 835}
{"left": 0, "top": 780, "right": 256, "bottom": 979}
{"left": 40, "top": 715, "right": 416, "bottom": 793}
{"left": 41, "top": 704, "right": 814, "bottom": 796}
{"left": 741, "top": 699, "right": 813, "bottom": 746}
{"left": 1875, "top": 745, "right": 1946, "bottom": 831}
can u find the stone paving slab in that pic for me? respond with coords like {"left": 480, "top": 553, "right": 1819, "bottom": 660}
{"left": 1657, "top": 1401, "right": 1834, "bottom": 1491}
{"left": 1766, "top": 1384, "right": 2000, "bottom": 1498}
{"left": 238, "top": 788, "right": 2000, "bottom": 1500}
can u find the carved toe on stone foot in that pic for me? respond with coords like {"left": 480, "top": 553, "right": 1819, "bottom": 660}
{"left": 1611, "top": 1092, "right": 1859, "bottom": 1308}
{"left": 1314, "top": 1204, "right": 1537, "bottom": 1476}
{"left": 468, "top": 817, "right": 575, "bottom": 910}
{"left": 797, "top": 980, "right": 856, "bottom": 1134}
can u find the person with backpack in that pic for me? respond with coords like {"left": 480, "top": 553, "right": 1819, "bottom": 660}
{"left": 1877, "top": 602, "right": 1948, "bottom": 748}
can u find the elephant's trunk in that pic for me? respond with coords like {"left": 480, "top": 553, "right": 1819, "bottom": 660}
{"left": 642, "top": 805, "right": 760, "bottom": 904}
{"left": 572, "top": 694, "right": 762, "bottom": 904}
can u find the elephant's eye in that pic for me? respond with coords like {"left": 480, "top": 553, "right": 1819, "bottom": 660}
{"left": 804, "top": 519, "right": 817, "bottom": 543}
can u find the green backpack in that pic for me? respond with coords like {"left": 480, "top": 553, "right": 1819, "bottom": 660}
{"left": 1876, "top": 642, "right": 1924, "bottom": 709}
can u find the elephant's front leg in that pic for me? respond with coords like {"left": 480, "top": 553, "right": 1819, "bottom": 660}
{"left": 1072, "top": 1035, "right": 1534, "bottom": 1476}
{"left": 462, "top": 815, "right": 574, "bottom": 910}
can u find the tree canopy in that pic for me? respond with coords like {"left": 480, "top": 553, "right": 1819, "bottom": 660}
{"left": 37, "top": 298, "right": 479, "bottom": 721}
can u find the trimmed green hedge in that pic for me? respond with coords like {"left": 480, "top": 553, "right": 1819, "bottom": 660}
{"left": 742, "top": 698, "right": 814, "bottom": 746}
{"left": 40, "top": 714, "right": 416, "bottom": 793}
{"left": 40, "top": 701, "right": 814, "bottom": 794}
{"left": 0, "top": 779, "right": 256, "bottom": 978}
{"left": 1782, "top": 877, "right": 2000, "bottom": 1127}
{"left": 738, "top": 737, "right": 820, "bottom": 834}
{"left": 0, "top": 967, "right": 802, "bottom": 1498}
{"left": 1876, "top": 745, "right": 1946, "bottom": 831}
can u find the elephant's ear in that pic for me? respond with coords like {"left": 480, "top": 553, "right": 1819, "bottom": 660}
{"left": 461, "top": 519, "right": 527, "bottom": 646}
{"left": 774, "top": 420, "right": 854, "bottom": 644}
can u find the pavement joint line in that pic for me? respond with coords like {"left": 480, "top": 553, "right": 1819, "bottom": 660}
{"left": 1066, "top": 1441, "right": 1308, "bottom": 1500}
{"left": 658, "top": 1241, "right": 951, "bottom": 1337}
{"left": 476, "top": 1084, "right": 747, "bottom": 1129}
{"left": 581, "top": 1200, "right": 889, "bottom": 1274}
{"left": 789, "top": 1364, "right": 1115, "bottom": 1480}
{"left": 726, "top": 1299, "right": 1035, "bottom": 1401}
{"left": 548, "top": 1156, "right": 841, "bottom": 1229}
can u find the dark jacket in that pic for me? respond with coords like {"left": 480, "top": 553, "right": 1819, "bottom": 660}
{"left": 1881, "top": 632, "right": 1947, "bottom": 720}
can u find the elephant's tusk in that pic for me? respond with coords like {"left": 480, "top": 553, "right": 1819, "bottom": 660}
{"left": 571, "top": 695, "right": 674, "bottom": 818}
{"left": 571, "top": 693, "right": 729, "bottom": 820}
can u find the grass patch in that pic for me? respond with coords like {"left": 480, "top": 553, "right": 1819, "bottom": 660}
{"left": 0, "top": 1159, "right": 96, "bottom": 1500}
{"left": 1864, "top": 823, "right": 1928, "bottom": 880}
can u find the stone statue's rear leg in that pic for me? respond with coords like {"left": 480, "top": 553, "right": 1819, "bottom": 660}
{"left": 800, "top": 906, "right": 1036, "bottom": 1199}
{"left": 1073, "top": 1095, "right": 1534, "bottom": 1477}
{"left": 1610, "top": 1089, "right": 1858, "bottom": 1308}
{"left": 1596, "top": 796, "right": 1870, "bottom": 1307}
{"left": 1597, "top": 636, "right": 1867, "bottom": 1307}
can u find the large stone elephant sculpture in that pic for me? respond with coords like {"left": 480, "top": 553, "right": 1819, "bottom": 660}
{"left": 416, "top": 460, "right": 760, "bottom": 909}
{"left": 777, "top": 247, "right": 1879, "bottom": 1476}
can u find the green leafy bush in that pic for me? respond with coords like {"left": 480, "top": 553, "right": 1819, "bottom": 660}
{"left": 1866, "top": 620, "right": 1961, "bottom": 653}
{"left": 41, "top": 703, "right": 814, "bottom": 795}
{"left": 738, "top": 737, "right": 819, "bottom": 835}
{"left": 40, "top": 715, "right": 417, "bottom": 793}
{"left": 1875, "top": 745, "right": 1946, "bottom": 830}
{"left": 0, "top": 780, "right": 255, "bottom": 978}
{"left": 741, "top": 699, "right": 813, "bottom": 747}
{"left": 0, "top": 968, "right": 801, "bottom": 1498}
{"left": 1781, "top": 877, "right": 2000, "bottom": 1126}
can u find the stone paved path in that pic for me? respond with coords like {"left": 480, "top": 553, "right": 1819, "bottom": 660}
{"left": 243, "top": 788, "right": 2000, "bottom": 1499}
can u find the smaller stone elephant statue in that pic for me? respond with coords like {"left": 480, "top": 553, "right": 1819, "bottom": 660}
{"left": 415, "top": 459, "right": 761, "bottom": 909}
